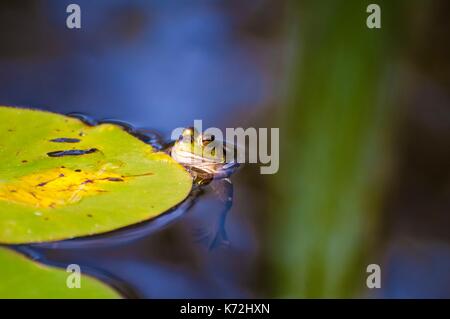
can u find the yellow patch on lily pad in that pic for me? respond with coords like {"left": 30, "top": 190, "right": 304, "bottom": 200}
{"left": 0, "top": 166, "right": 126, "bottom": 208}
{"left": 0, "top": 106, "right": 192, "bottom": 244}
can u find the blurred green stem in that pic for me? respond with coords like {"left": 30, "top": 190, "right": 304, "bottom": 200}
{"left": 273, "top": 0, "right": 399, "bottom": 297}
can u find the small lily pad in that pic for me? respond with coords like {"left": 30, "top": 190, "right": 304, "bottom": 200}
{"left": 0, "top": 247, "right": 120, "bottom": 298}
{"left": 0, "top": 106, "right": 192, "bottom": 244}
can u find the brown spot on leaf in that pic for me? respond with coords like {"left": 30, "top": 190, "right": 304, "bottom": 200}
{"left": 105, "top": 177, "right": 124, "bottom": 182}
{"left": 47, "top": 148, "right": 98, "bottom": 157}
{"left": 49, "top": 138, "right": 81, "bottom": 143}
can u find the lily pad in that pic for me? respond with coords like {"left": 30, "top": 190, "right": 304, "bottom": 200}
{"left": 0, "top": 247, "right": 120, "bottom": 298}
{"left": 0, "top": 106, "right": 192, "bottom": 244}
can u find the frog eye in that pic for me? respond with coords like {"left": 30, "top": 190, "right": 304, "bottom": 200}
{"left": 180, "top": 127, "right": 196, "bottom": 143}
{"left": 180, "top": 135, "right": 195, "bottom": 143}
{"left": 202, "top": 134, "right": 215, "bottom": 146}
{"left": 182, "top": 127, "right": 194, "bottom": 136}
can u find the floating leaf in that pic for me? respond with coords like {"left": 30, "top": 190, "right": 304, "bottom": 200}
{"left": 0, "top": 247, "right": 120, "bottom": 298}
{"left": 0, "top": 106, "right": 192, "bottom": 244}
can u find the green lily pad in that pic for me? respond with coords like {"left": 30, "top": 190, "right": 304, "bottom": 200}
{"left": 0, "top": 106, "right": 192, "bottom": 244}
{"left": 0, "top": 247, "right": 120, "bottom": 298}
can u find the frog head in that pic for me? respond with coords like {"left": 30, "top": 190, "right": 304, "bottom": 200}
{"left": 171, "top": 127, "right": 225, "bottom": 165}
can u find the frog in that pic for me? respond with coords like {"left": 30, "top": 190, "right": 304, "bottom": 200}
{"left": 63, "top": 114, "right": 239, "bottom": 249}
{"left": 169, "top": 127, "right": 240, "bottom": 249}
{"left": 170, "top": 127, "right": 239, "bottom": 184}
